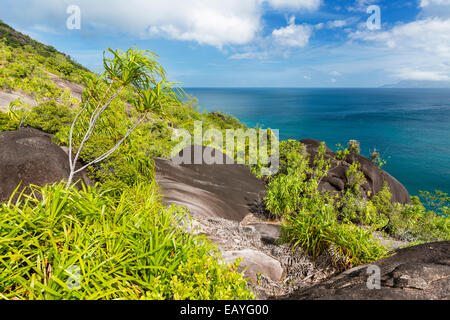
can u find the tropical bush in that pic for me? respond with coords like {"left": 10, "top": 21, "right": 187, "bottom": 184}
{"left": 0, "top": 111, "right": 18, "bottom": 131}
{"left": 25, "top": 101, "right": 73, "bottom": 134}
{"left": 0, "top": 25, "right": 256, "bottom": 300}
{"left": 264, "top": 140, "right": 450, "bottom": 269}
{"left": 0, "top": 183, "right": 253, "bottom": 300}
{"left": 1, "top": 19, "right": 448, "bottom": 298}
{"left": 419, "top": 190, "right": 449, "bottom": 217}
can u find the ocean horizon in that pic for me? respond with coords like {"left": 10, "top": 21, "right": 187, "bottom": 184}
{"left": 184, "top": 87, "right": 450, "bottom": 198}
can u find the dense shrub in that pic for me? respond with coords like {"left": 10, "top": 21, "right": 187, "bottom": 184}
{"left": 265, "top": 140, "right": 449, "bottom": 269}
{"left": 25, "top": 101, "right": 74, "bottom": 134}
{"left": 0, "top": 183, "right": 253, "bottom": 300}
{"left": 0, "top": 36, "right": 257, "bottom": 299}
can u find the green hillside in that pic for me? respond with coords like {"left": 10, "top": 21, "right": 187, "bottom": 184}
{"left": 0, "top": 19, "right": 88, "bottom": 75}
{"left": 0, "top": 21, "right": 253, "bottom": 300}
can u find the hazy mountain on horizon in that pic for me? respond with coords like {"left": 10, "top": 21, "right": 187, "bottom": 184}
{"left": 381, "top": 80, "right": 450, "bottom": 89}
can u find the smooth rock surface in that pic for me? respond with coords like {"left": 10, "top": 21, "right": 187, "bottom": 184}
{"left": 154, "top": 145, "right": 266, "bottom": 221}
{"left": 221, "top": 249, "right": 284, "bottom": 283}
{"left": 46, "top": 72, "right": 83, "bottom": 101}
{"left": 0, "top": 127, "right": 88, "bottom": 202}
{"left": 247, "top": 223, "right": 282, "bottom": 245}
{"left": 0, "top": 91, "right": 37, "bottom": 111}
{"left": 278, "top": 241, "right": 450, "bottom": 300}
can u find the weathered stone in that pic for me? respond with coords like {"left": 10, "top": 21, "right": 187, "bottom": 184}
{"left": 154, "top": 145, "right": 266, "bottom": 221}
{"left": 301, "top": 139, "right": 411, "bottom": 204}
{"left": 221, "top": 249, "right": 284, "bottom": 283}
{"left": 277, "top": 241, "right": 450, "bottom": 300}
{"left": 0, "top": 127, "right": 88, "bottom": 202}
{"left": 247, "top": 223, "right": 282, "bottom": 245}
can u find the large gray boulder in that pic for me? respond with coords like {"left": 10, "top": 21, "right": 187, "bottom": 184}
{"left": 0, "top": 127, "right": 88, "bottom": 202}
{"left": 277, "top": 241, "right": 450, "bottom": 300}
{"left": 301, "top": 139, "right": 411, "bottom": 204}
{"left": 221, "top": 249, "right": 284, "bottom": 283}
{"left": 154, "top": 145, "right": 266, "bottom": 221}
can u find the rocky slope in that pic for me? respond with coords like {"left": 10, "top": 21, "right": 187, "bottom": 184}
{"left": 153, "top": 144, "right": 420, "bottom": 298}
{"left": 0, "top": 71, "right": 83, "bottom": 112}
{"left": 277, "top": 241, "right": 450, "bottom": 300}
{"left": 1, "top": 125, "right": 448, "bottom": 300}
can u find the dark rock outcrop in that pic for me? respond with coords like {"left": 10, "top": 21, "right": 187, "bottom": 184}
{"left": 277, "top": 241, "right": 450, "bottom": 300}
{"left": 301, "top": 139, "right": 411, "bottom": 204}
{"left": 0, "top": 127, "right": 88, "bottom": 202}
{"left": 154, "top": 145, "right": 266, "bottom": 221}
{"left": 154, "top": 141, "right": 411, "bottom": 222}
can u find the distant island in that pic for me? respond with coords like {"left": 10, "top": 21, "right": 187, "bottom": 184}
{"left": 381, "top": 80, "right": 450, "bottom": 89}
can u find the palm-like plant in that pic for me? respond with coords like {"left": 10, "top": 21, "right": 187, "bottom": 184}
{"left": 67, "top": 48, "right": 181, "bottom": 186}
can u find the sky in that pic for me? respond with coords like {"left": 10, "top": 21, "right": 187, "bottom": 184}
{"left": 1, "top": 0, "right": 450, "bottom": 87}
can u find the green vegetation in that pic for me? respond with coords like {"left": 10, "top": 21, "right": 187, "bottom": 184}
{"left": 0, "top": 110, "right": 18, "bottom": 131}
{"left": 0, "top": 183, "right": 252, "bottom": 300}
{"left": 0, "top": 19, "right": 88, "bottom": 77}
{"left": 66, "top": 47, "right": 183, "bottom": 185}
{"left": 0, "top": 20, "right": 89, "bottom": 107}
{"left": 0, "top": 20, "right": 448, "bottom": 299}
{"left": 0, "top": 39, "right": 80, "bottom": 100}
{"left": 419, "top": 190, "right": 449, "bottom": 217}
{"left": 264, "top": 140, "right": 449, "bottom": 269}
{"left": 0, "top": 22, "right": 254, "bottom": 300}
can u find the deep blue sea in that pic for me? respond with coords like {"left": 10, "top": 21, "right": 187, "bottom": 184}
{"left": 184, "top": 88, "right": 450, "bottom": 197}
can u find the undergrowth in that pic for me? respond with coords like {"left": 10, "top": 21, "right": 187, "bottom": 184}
{"left": 0, "top": 183, "right": 253, "bottom": 300}
{"left": 264, "top": 140, "right": 449, "bottom": 269}
{"left": 0, "top": 20, "right": 448, "bottom": 298}
{"left": 0, "top": 28, "right": 255, "bottom": 300}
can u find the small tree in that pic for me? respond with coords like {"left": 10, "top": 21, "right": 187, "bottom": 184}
{"left": 67, "top": 48, "right": 180, "bottom": 186}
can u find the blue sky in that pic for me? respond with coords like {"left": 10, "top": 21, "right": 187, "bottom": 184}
{"left": 1, "top": 0, "right": 449, "bottom": 87}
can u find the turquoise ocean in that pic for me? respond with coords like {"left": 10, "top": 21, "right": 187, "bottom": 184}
{"left": 185, "top": 88, "right": 450, "bottom": 197}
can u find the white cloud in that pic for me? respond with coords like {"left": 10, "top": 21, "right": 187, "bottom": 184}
{"left": 349, "top": 16, "right": 450, "bottom": 81}
{"left": 330, "top": 70, "right": 341, "bottom": 76}
{"left": 229, "top": 15, "right": 314, "bottom": 59}
{"left": 346, "top": 0, "right": 381, "bottom": 12}
{"left": 395, "top": 69, "right": 450, "bottom": 81}
{"left": 0, "top": 0, "right": 325, "bottom": 49}
{"left": 0, "top": 0, "right": 265, "bottom": 48}
{"left": 264, "top": 0, "right": 321, "bottom": 10}
{"left": 141, "top": 2, "right": 262, "bottom": 48}
{"left": 315, "top": 18, "right": 358, "bottom": 31}
{"left": 229, "top": 51, "right": 270, "bottom": 60}
{"left": 315, "top": 23, "right": 324, "bottom": 29}
{"left": 350, "top": 18, "right": 450, "bottom": 57}
{"left": 326, "top": 20, "right": 348, "bottom": 28}
{"left": 272, "top": 16, "right": 312, "bottom": 47}
{"left": 420, "top": 0, "right": 450, "bottom": 7}
{"left": 419, "top": 0, "right": 450, "bottom": 18}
